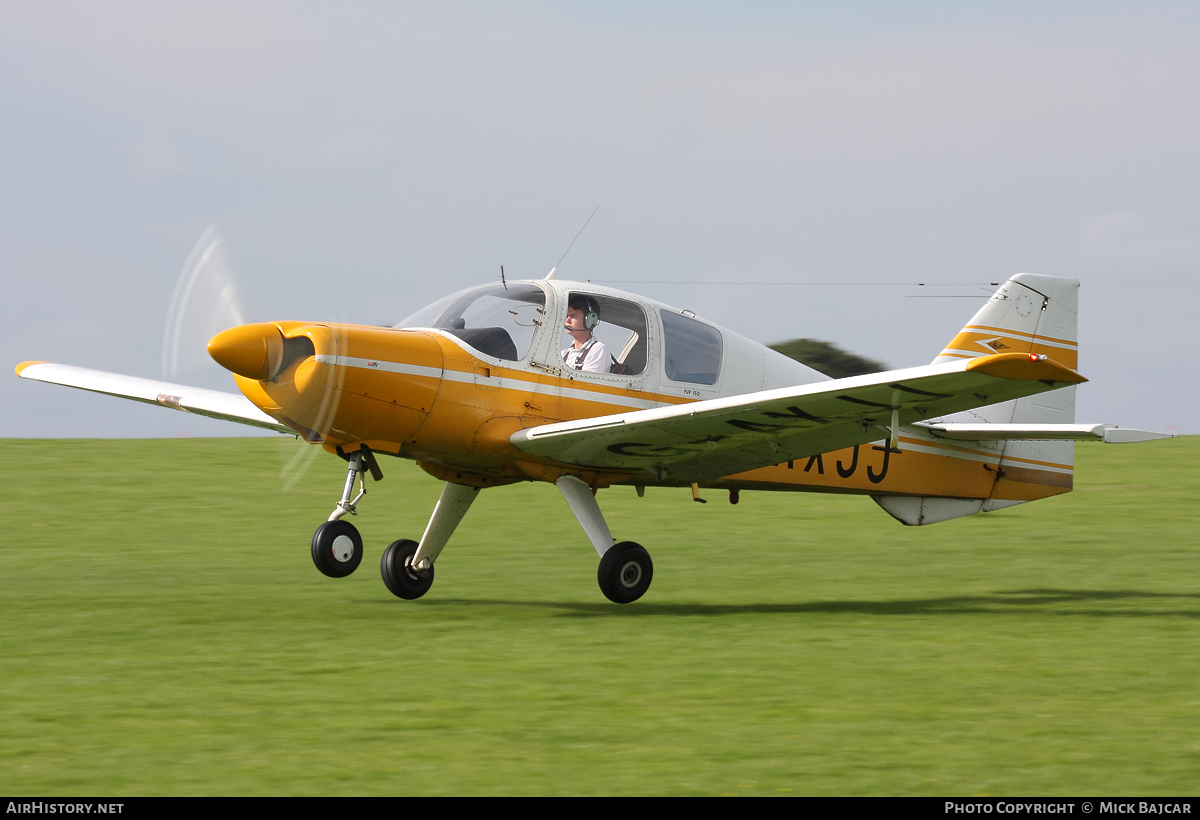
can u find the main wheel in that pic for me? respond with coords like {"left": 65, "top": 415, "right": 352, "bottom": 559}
{"left": 597, "top": 541, "right": 653, "bottom": 604}
{"left": 380, "top": 539, "right": 434, "bottom": 600}
{"left": 311, "top": 520, "right": 363, "bottom": 578}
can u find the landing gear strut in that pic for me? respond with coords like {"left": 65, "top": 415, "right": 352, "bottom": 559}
{"left": 329, "top": 448, "right": 382, "bottom": 522}
{"left": 556, "top": 475, "right": 654, "bottom": 604}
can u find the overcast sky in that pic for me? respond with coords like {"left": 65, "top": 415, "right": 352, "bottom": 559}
{"left": 3, "top": 1, "right": 1196, "bottom": 438}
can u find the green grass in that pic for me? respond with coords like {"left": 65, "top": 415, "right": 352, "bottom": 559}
{"left": 1, "top": 436, "right": 1196, "bottom": 795}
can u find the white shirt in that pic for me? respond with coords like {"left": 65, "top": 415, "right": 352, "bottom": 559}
{"left": 561, "top": 337, "right": 610, "bottom": 372}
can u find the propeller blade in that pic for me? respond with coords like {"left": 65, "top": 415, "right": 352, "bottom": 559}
{"left": 162, "top": 226, "right": 251, "bottom": 383}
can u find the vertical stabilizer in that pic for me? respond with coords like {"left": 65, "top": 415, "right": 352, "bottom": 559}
{"left": 934, "top": 273, "right": 1079, "bottom": 370}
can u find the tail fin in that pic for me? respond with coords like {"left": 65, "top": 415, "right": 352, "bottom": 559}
{"left": 874, "top": 274, "right": 1081, "bottom": 525}
{"left": 933, "top": 273, "right": 1079, "bottom": 371}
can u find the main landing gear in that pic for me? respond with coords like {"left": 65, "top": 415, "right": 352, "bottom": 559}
{"left": 380, "top": 539, "right": 432, "bottom": 599}
{"left": 556, "top": 475, "right": 654, "bottom": 604}
{"left": 597, "top": 541, "right": 654, "bottom": 604}
{"left": 380, "top": 482, "right": 480, "bottom": 600}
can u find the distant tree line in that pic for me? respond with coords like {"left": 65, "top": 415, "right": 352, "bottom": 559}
{"left": 768, "top": 338, "right": 886, "bottom": 379}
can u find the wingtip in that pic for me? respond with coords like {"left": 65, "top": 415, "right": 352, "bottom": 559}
{"left": 965, "top": 352, "right": 1087, "bottom": 384}
{"left": 15, "top": 361, "right": 48, "bottom": 377}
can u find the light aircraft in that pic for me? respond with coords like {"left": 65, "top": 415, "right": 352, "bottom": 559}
{"left": 16, "top": 270, "right": 1172, "bottom": 603}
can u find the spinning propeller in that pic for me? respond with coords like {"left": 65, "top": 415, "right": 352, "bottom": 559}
{"left": 161, "top": 226, "right": 343, "bottom": 490}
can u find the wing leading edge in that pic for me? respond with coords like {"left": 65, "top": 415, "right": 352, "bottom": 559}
{"left": 16, "top": 361, "right": 291, "bottom": 434}
{"left": 510, "top": 352, "right": 1087, "bottom": 482}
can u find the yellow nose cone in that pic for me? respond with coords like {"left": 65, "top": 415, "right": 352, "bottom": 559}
{"left": 208, "top": 323, "right": 285, "bottom": 381}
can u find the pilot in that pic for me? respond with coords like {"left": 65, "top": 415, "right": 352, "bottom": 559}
{"left": 561, "top": 295, "right": 610, "bottom": 373}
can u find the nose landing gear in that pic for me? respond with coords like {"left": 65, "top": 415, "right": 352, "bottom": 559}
{"left": 310, "top": 448, "right": 382, "bottom": 579}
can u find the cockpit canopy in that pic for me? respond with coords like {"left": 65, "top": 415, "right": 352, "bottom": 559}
{"left": 397, "top": 280, "right": 723, "bottom": 384}
{"left": 396, "top": 283, "right": 546, "bottom": 361}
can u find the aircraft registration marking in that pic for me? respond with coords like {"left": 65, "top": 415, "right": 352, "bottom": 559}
{"left": 784, "top": 442, "right": 899, "bottom": 484}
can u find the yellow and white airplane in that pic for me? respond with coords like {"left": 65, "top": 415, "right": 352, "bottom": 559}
{"left": 16, "top": 272, "right": 1171, "bottom": 603}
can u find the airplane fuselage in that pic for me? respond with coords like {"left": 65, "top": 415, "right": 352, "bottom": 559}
{"left": 215, "top": 278, "right": 1072, "bottom": 505}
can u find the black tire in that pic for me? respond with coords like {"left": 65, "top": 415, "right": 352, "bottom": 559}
{"left": 380, "top": 539, "right": 434, "bottom": 600}
{"left": 597, "top": 541, "right": 653, "bottom": 604}
{"left": 311, "top": 520, "right": 363, "bottom": 578}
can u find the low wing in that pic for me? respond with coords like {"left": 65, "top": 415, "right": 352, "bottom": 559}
{"left": 16, "top": 361, "right": 291, "bottom": 434}
{"left": 510, "top": 352, "right": 1086, "bottom": 482}
{"left": 918, "top": 422, "right": 1174, "bottom": 443}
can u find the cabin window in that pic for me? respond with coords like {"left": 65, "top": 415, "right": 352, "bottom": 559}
{"left": 397, "top": 283, "right": 546, "bottom": 361}
{"left": 660, "top": 309, "right": 722, "bottom": 385}
{"left": 561, "top": 293, "right": 648, "bottom": 376}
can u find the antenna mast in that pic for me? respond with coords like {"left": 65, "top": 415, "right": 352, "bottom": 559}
{"left": 545, "top": 206, "right": 599, "bottom": 280}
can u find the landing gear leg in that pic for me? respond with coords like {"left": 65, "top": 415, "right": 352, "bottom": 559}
{"left": 380, "top": 482, "right": 480, "bottom": 600}
{"left": 555, "top": 475, "right": 653, "bottom": 604}
{"left": 329, "top": 451, "right": 368, "bottom": 522}
{"left": 311, "top": 449, "right": 382, "bottom": 578}
{"left": 555, "top": 475, "right": 615, "bottom": 556}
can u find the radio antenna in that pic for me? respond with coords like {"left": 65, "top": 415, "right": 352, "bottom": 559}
{"left": 500, "top": 264, "right": 507, "bottom": 290}
{"left": 544, "top": 205, "right": 599, "bottom": 280}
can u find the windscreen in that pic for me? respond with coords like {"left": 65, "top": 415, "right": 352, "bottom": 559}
{"left": 396, "top": 283, "right": 546, "bottom": 361}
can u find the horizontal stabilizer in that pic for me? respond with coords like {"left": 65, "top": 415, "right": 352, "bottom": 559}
{"left": 918, "top": 422, "right": 1175, "bottom": 443}
{"left": 15, "top": 361, "right": 291, "bottom": 434}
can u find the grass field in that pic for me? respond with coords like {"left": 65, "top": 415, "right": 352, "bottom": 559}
{"left": 1, "top": 436, "right": 1196, "bottom": 796}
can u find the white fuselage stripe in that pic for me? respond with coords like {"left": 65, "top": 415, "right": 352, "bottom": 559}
{"left": 317, "top": 354, "right": 666, "bottom": 411}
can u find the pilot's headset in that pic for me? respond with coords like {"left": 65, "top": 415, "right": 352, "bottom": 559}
{"left": 567, "top": 296, "right": 601, "bottom": 331}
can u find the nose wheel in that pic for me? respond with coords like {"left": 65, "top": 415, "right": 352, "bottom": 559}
{"left": 598, "top": 541, "right": 653, "bottom": 604}
{"left": 380, "top": 539, "right": 435, "bottom": 600}
{"left": 311, "top": 520, "right": 364, "bottom": 577}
